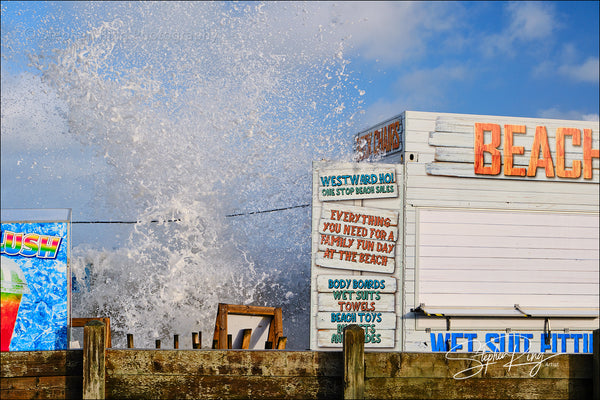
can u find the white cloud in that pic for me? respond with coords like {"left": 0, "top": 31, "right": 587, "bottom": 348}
{"left": 254, "top": 2, "right": 461, "bottom": 66}
{"left": 481, "top": 2, "right": 557, "bottom": 56}
{"left": 559, "top": 57, "right": 600, "bottom": 83}
{"left": 358, "top": 64, "right": 468, "bottom": 127}
{"left": 538, "top": 107, "right": 599, "bottom": 122}
{"left": 506, "top": 2, "right": 555, "bottom": 41}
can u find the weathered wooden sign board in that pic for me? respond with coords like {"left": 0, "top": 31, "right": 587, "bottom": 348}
{"left": 316, "top": 203, "right": 398, "bottom": 273}
{"left": 317, "top": 168, "right": 398, "bottom": 201}
{"left": 316, "top": 275, "right": 397, "bottom": 348}
{"left": 311, "top": 161, "right": 403, "bottom": 350}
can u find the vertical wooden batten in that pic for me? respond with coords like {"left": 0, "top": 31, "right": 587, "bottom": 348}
{"left": 343, "top": 324, "right": 365, "bottom": 400}
{"left": 83, "top": 320, "right": 105, "bottom": 400}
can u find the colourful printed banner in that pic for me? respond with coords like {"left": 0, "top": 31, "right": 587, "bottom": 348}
{"left": 1, "top": 209, "right": 71, "bottom": 351}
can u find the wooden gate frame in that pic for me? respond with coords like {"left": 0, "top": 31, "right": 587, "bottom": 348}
{"left": 212, "top": 304, "right": 283, "bottom": 349}
{"left": 72, "top": 317, "right": 112, "bottom": 348}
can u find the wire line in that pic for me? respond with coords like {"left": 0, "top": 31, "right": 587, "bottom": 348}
{"left": 70, "top": 204, "right": 311, "bottom": 223}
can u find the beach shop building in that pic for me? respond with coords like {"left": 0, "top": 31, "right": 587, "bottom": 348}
{"left": 310, "top": 111, "right": 599, "bottom": 354}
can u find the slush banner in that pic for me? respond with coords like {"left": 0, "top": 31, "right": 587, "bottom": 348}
{"left": 1, "top": 209, "right": 71, "bottom": 351}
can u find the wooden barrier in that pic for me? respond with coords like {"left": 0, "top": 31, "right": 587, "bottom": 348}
{"left": 1, "top": 325, "right": 597, "bottom": 400}
{"left": 0, "top": 350, "right": 83, "bottom": 399}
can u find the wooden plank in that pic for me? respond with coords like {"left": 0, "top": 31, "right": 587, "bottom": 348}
{"left": 217, "top": 303, "right": 227, "bottom": 350}
{"left": 419, "top": 234, "right": 599, "bottom": 250}
{"left": 425, "top": 162, "right": 600, "bottom": 183}
{"left": 364, "top": 352, "right": 593, "bottom": 379}
{"left": 276, "top": 337, "right": 287, "bottom": 350}
{"left": 317, "top": 312, "right": 397, "bottom": 330}
{"left": 105, "top": 375, "right": 343, "bottom": 400}
{"left": 316, "top": 251, "right": 395, "bottom": 274}
{"left": 363, "top": 377, "right": 592, "bottom": 400}
{"left": 318, "top": 221, "right": 398, "bottom": 244}
{"left": 318, "top": 234, "right": 398, "bottom": 258}
{"left": 83, "top": 320, "right": 105, "bottom": 400}
{"left": 420, "top": 269, "right": 599, "bottom": 284}
{"left": 321, "top": 203, "right": 399, "bottom": 225}
{"left": 105, "top": 350, "right": 343, "bottom": 377}
{"left": 343, "top": 325, "right": 364, "bottom": 400}
{"left": 434, "top": 146, "right": 600, "bottom": 169}
{"left": 406, "top": 170, "right": 600, "bottom": 195}
{"left": 241, "top": 329, "right": 252, "bottom": 349}
{"left": 1, "top": 350, "right": 83, "bottom": 378}
{"left": 418, "top": 245, "right": 598, "bottom": 260}
{"left": 318, "top": 293, "right": 395, "bottom": 312}
{"left": 417, "top": 256, "right": 599, "bottom": 272}
{"left": 226, "top": 304, "right": 277, "bottom": 316}
{"left": 317, "top": 276, "right": 397, "bottom": 293}
{"left": 418, "top": 222, "right": 599, "bottom": 239}
{"left": 411, "top": 186, "right": 600, "bottom": 208}
{"left": 419, "top": 281, "right": 598, "bottom": 296}
{"left": 1, "top": 376, "right": 82, "bottom": 400}
{"left": 415, "top": 317, "right": 600, "bottom": 331}
{"left": 318, "top": 330, "right": 395, "bottom": 348}
{"left": 428, "top": 129, "right": 600, "bottom": 147}
{"left": 417, "top": 293, "right": 598, "bottom": 308}
{"left": 72, "top": 317, "right": 112, "bottom": 348}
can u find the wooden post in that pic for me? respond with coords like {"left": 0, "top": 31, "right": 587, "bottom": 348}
{"left": 594, "top": 329, "right": 599, "bottom": 400}
{"left": 173, "top": 334, "right": 179, "bottom": 349}
{"left": 155, "top": 340, "right": 161, "bottom": 349}
{"left": 276, "top": 336, "right": 287, "bottom": 350}
{"left": 241, "top": 329, "right": 252, "bottom": 349}
{"left": 227, "top": 334, "right": 232, "bottom": 349}
{"left": 343, "top": 324, "right": 364, "bottom": 400}
{"left": 83, "top": 320, "right": 105, "bottom": 400}
{"left": 127, "top": 334, "right": 134, "bottom": 349}
{"left": 192, "top": 332, "right": 200, "bottom": 349}
{"left": 198, "top": 331, "right": 202, "bottom": 349}
{"left": 218, "top": 303, "right": 228, "bottom": 349}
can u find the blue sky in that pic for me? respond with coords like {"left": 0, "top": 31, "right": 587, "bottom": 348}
{"left": 2, "top": 1, "right": 599, "bottom": 125}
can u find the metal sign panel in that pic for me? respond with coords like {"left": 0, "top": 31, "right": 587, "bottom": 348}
{"left": 354, "top": 114, "right": 404, "bottom": 162}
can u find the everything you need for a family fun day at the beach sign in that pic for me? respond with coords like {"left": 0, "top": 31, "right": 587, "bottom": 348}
{"left": 312, "top": 162, "right": 401, "bottom": 349}
{"left": 1, "top": 209, "right": 71, "bottom": 351}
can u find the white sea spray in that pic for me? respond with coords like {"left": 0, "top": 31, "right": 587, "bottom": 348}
{"left": 2, "top": 1, "right": 362, "bottom": 348}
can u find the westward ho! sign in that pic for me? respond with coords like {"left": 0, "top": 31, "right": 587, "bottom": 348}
{"left": 312, "top": 161, "right": 401, "bottom": 349}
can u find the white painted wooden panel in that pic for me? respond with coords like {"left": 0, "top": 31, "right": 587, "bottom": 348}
{"left": 317, "top": 329, "right": 395, "bottom": 348}
{"left": 318, "top": 235, "right": 397, "bottom": 257}
{"left": 420, "top": 293, "right": 597, "bottom": 308}
{"left": 426, "top": 162, "right": 599, "bottom": 183}
{"left": 419, "top": 257, "right": 598, "bottom": 271}
{"left": 318, "top": 293, "right": 395, "bottom": 312}
{"left": 415, "top": 317, "right": 599, "bottom": 331}
{"left": 316, "top": 251, "right": 395, "bottom": 273}
{"left": 316, "top": 312, "right": 396, "bottom": 329}
{"left": 316, "top": 275, "right": 397, "bottom": 292}
{"left": 321, "top": 203, "right": 399, "bottom": 225}
{"left": 417, "top": 208, "right": 600, "bottom": 309}
{"left": 318, "top": 220, "right": 398, "bottom": 242}
{"left": 420, "top": 269, "right": 599, "bottom": 284}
